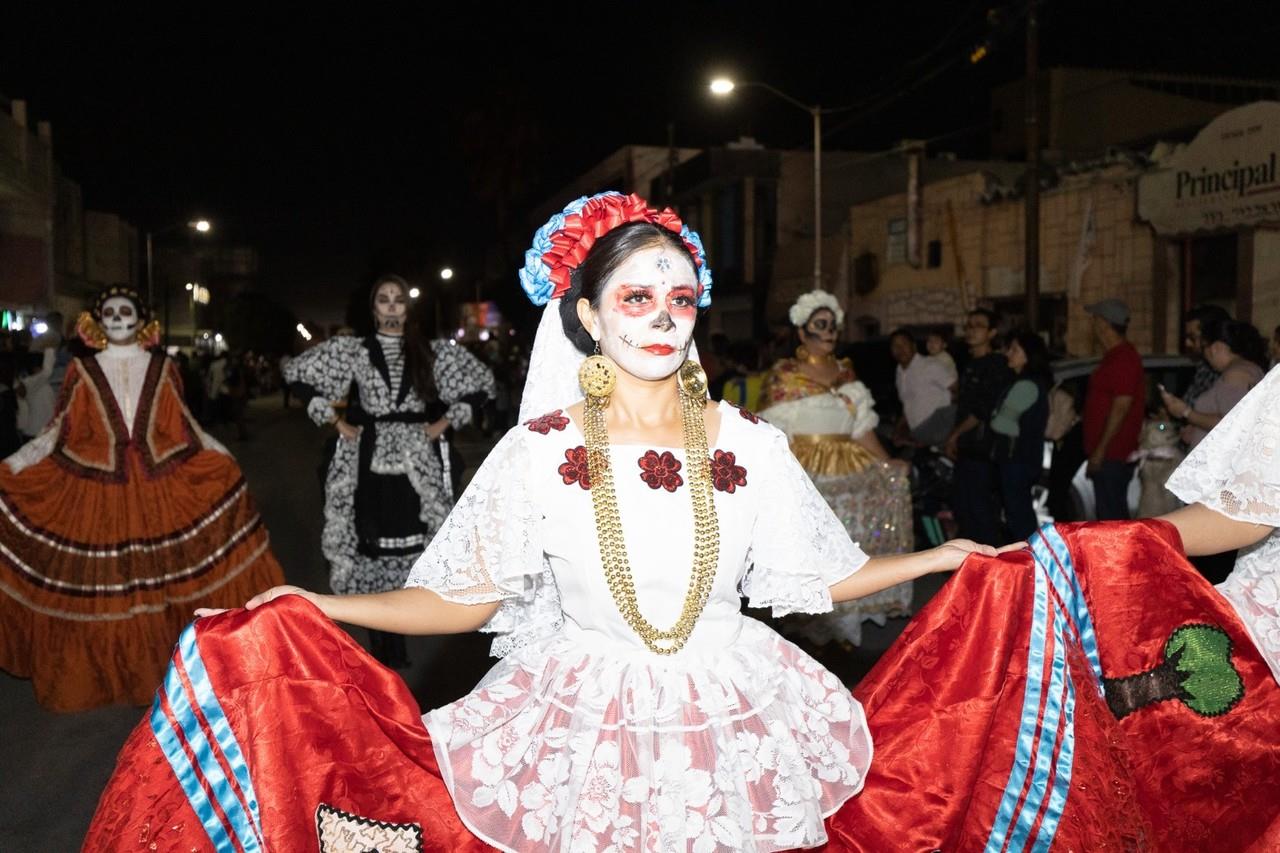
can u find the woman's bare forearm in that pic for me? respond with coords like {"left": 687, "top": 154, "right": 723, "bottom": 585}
{"left": 830, "top": 552, "right": 935, "bottom": 602}
{"left": 1159, "top": 503, "right": 1274, "bottom": 557}
{"left": 318, "top": 586, "right": 499, "bottom": 635}
{"left": 829, "top": 539, "right": 1025, "bottom": 603}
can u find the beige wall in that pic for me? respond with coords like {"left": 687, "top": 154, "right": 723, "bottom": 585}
{"left": 847, "top": 165, "right": 1163, "bottom": 355}
{"left": 1253, "top": 227, "right": 1280, "bottom": 339}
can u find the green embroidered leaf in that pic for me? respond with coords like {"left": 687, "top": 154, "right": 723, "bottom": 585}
{"left": 1166, "top": 624, "right": 1244, "bottom": 717}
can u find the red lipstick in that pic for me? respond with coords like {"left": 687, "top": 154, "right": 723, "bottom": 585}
{"left": 642, "top": 344, "right": 675, "bottom": 356}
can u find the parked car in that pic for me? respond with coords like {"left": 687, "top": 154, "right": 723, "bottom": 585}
{"left": 1041, "top": 354, "right": 1196, "bottom": 522}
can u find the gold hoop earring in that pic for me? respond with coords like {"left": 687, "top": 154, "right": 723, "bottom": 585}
{"left": 579, "top": 342, "right": 617, "bottom": 399}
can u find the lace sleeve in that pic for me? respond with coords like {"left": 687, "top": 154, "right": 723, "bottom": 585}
{"left": 740, "top": 427, "right": 870, "bottom": 615}
{"left": 4, "top": 358, "right": 83, "bottom": 474}
{"left": 432, "top": 340, "right": 496, "bottom": 428}
{"left": 284, "top": 337, "right": 359, "bottom": 426}
{"left": 405, "top": 427, "right": 562, "bottom": 656}
{"left": 1166, "top": 366, "right": 1280, "bottom": 526}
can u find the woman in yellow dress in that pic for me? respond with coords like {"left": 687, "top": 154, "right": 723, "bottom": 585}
{"left": 759, "top": 289, "right": 914, "bottom": 646}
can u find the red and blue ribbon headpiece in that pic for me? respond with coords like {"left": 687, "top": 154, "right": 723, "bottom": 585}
{"left": 518, "top": 191, "right": 713, "bottom": 309}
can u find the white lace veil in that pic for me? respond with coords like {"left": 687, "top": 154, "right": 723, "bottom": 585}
{"left": 518, "top": 300, "right": 585, "bottom": 423}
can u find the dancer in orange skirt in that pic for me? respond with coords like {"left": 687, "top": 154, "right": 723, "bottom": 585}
{"left": 0, "top": 284, "right": 284, "bottom": 712}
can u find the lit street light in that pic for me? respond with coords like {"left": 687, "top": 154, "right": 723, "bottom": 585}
{"left": 709, "top": 77, "right": 735, "bottom": 96}
{"left": 710, "top": 76, "right": 849, "bottom": 290}
{"left": 409, "top": 287, "right": 421, "bottom": 299}
{"left": 439, "top": 267, "right": 454, "bottom": 281}
{"left": 193, "top": 219, "right": 211, "bottom": 233}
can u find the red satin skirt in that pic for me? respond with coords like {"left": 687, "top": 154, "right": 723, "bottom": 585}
{"left": 84, "top": 521, "right": 1280, "bottom": 851}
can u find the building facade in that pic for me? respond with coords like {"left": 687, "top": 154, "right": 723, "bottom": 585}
{"left": 0, "top": 96, "right": 139, "bottom": 335}
{"left": 845, "top": 100, "right": 1280, "bottom": 357}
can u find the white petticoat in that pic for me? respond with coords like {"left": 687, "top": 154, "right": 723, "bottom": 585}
{"left": 424, "top": 616, "right": 872, "bottom": 853}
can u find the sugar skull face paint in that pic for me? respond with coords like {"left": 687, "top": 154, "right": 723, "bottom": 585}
{"left": 583, "top": 245, "right": 698, "bottom": 382}
{"left": 801, "top": 308, "right": 839, "bottom": 357}
{"left": 100, "top": 296, "right": 141, "bottom": 344}
{"left": 372, "top": 281, "right": 407, "bottom": 334}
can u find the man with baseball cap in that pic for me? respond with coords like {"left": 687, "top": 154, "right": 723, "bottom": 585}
{"left": 1082, "top": 299, "right": 1144, "bottom": 519}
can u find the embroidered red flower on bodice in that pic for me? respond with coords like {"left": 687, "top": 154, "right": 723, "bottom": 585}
{"left": 525, "top": 409, "right": 570, "bottom": 434}
{"left": 710, "top": 450, "right": 748, "bottom": 493}
{"left": 733, "top": 404, "right": 764, "bottom": 424}
{"left": 638, "top": 450, "right": 684, "bottom": 492}
{"left": 558, "top": 446, "right": 592, "bottom": 489}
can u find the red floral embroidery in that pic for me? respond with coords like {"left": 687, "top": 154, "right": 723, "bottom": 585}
{"left": 638, "top": 450, "right": 684, "bottom": 492}
{"left": 558, "top": 446, "right": 592, "bottom": 489}
{"left": 709, "top": 449, "right": 747, "bottom": 493}
{"left": 525, "top": 409, "right": 570, "bottom": 434}
{"left": 733, "top": 404, "right": 764, "bottom": 424}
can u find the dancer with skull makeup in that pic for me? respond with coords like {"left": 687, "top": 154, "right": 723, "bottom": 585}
{"left": 283, "top": 274, "right": 494, "bottom": 665}
{"left": 759, "top": 291, "right": 914, "bottom": 647}
{"left": 87, "top": 195, "right": 1014, "bottom": 851}
{"left": 0, "top": 285, "right": 284, "bottom": 712}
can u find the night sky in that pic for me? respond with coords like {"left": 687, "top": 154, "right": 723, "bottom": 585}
{"left": 4, "top": 1, "right": 1276, "bottom": 325}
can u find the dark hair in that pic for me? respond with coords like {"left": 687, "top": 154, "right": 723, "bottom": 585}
{"left": 558, "top": 222, "right": 698, "bottom": 355}
{"left": 1186, "top": 304, "right": 1231, "bottom": 327}
{"left": 1010, "top": 331, "right": 1052, "bottom": 386}
{"left": 370, "top": 274, "right": 437, "bottom": 402}
{"left": 968, "top": 307, "right": 999, "bottom": 330}
{"left": 93, "top": 284, "right": 148, "bottom": 321}
{"left": 888, "top": 327, "right": 916, "bottom": 347}
{"left": 1272, "top": 324, "right": 1280, "bottom": 343}
{"left": 1201, "top": 317, "right": 1268, "bottom": 368}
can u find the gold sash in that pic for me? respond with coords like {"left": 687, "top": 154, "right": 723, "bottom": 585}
{"left": 789, "top": 433, "right": 877, "bottom": 476}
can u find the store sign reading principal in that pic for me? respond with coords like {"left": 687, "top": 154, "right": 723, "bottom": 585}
{"left": 1176, "top": 152, "right": 1276, "bottom": 200}
{"left": 1139, "top": 101, "right": 1280, "bottom": 234}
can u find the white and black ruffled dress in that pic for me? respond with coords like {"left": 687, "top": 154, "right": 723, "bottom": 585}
{"left": 286, "top": 335, "right": 494, "bottom": 594}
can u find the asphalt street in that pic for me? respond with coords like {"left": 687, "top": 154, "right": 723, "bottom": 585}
{"left": 0, "top": 395, "right": 937, "bottom": 850}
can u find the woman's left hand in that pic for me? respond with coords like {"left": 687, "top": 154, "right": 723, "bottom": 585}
{"left": 424, "top": 417, "right": 449, "bottom": 441}
{"left": 930, "top": 538, "right": 1026, "bottom": 572}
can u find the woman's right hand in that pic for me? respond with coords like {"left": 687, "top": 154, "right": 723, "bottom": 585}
{"left": 195, "top": 585, "right": 325, "bottom": 618}
{"left": 335, "top": 418, "right": 361, "bottom": 441}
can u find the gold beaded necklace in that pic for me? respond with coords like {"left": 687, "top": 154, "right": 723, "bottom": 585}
{"left": 581, "top": 360, "right": 721, "bottom": 655}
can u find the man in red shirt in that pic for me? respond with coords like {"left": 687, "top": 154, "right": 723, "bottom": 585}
{"left": 1082, "top": 299, "right": 1145, "bottom": 519}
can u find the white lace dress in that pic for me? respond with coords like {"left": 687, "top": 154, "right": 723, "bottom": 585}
{"left": 406, "top": 400, "right": 873, "bottom": 852}
{"left": 1166, "top": 364, "right": 1280, "bottom": 684}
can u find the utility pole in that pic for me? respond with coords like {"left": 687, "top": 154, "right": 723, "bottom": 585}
{"left": 665, "top": 122, "right": 677, "bottom": 201}
{"left": 813, "top": 106, "right": 823, "bottom": 290}
{"left": 1024, "top": 0, "right": 1041, "bottom": 333}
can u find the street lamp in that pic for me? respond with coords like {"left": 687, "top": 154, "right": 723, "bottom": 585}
{"left": 146, "top": 219, "right": 213, "bottom": 347}
{"left": 408, "top": 287, "right": 421, "bottom": 299}
{"left": 710, "top": 77, "right": 839, "bottom": 290}
{"left": 439, "top": 267, "right": 454, "bottom": 281}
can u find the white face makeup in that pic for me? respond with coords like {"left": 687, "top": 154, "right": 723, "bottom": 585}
{"left": 100, "top": 296, "right": 141, "bottom": 344}
{"left": 582, "top": 245, "right": 698, "bottom": 382}
{"left": 800, "top": 308, "right": 839, "bottom": 357}
{"left": 372, "top": 282, "right": 407, "bottom": 334}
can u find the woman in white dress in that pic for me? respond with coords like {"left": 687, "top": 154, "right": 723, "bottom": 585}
{"left": 85, "top": 193, "right": 1013, "bottom": 852}
{"left": 1162, "top": 363, "right": 1280, "bottom": 683}
{"left": 759, "top": 290, "right": 913, "bottom": 647}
